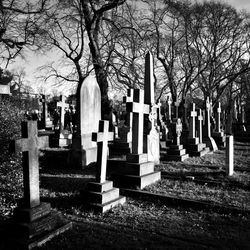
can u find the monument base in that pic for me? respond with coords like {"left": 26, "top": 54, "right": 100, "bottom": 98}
{"left": 111, "top": 153, "right": 161, "bottom": 190}
{"left": 186, "top": 138, "right": 210, "bottom": 157}
{"left": 212, "top": 132, "right": 226, "bottom": 149}
{"left": 109, "top": 140, "right": 131, "bottom": 157}
{"left": 59, "top": 131, "right": 72, "bottom": 147}
{"left": 203, "top": 137, "right": 218, "bottom": 151}
{"left": 1, "top": 203, "right": 72, "bottom": 249}
{"left": 82, "top": 181, "right": 126, "bottom": 213}
{"left": 164, "top": 145, "right": 189, "bottom": 161}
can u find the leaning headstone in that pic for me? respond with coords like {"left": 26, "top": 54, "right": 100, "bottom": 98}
{"left": 226, "top": 135, "right": 234, "bottom": 176}
{"left": 83, "top": 120, "right": 126, "bottom": 213}
{"left": 70, "top": 76, "right": 101, "bottom": 167}
{"left": 112, "top": 89, "right": 161, "bottom": 189}
{"left": 57, "top": 95, "right": 72, "bottom": 147}
{"left": 165, "top": 118, "right": 189, "bottom": 161}
{"left": 203, "top": 97, "right": 218, "bottom": 151}
{"left": 3, "top": 121, "right": 71, "bottom": 249}
{"left": 186, "top": 104, "right": 209, "bottom": 157}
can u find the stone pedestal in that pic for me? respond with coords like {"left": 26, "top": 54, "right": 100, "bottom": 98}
{"left": 212, "top": 131, "right": 226, "bottom": 149}
{"left": 82, "top": 181, "right": 126, "bottom": 213}
{"left": 186, "top": 137, "right": 209, "bottom": 157}
{"left": 166, "top": 145, "right": 189, "bottom": 161}
{"left": 112, "top": 153, "right": 161, "bottom": 190}
{"left": 109, "top": 139, "right": 131, "bottom": 157}
{"left": 2, "top": 202, "right": 72, "bottom": 249}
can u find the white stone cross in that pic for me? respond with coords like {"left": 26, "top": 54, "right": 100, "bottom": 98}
{"left": 14, "top": 121, "right": 49, "bottom": 208}
{"left": 57, "top": 95, "right": 69, "bottom": 131}
{"left": 217, "top": 102, "right": 221, "bottom": 132}
{"left": 189, "top": 103, "right": 197, "bottom": 139}
{"left": 92, "top": 120, "right": 114, "bottom": 183}
{"left": 126, "top": 89, "right": 150, "bottom": 154}
{"left": 167, "top": 96, "right": 172, "bottom": 121}
{"left": 197, "top": 109, "right": 203, "bottom": 143}
{"left": 205, "top": 97, "right": 211, "bottom": 137}
{"left": 175, "top": 118, "right": 182, "bottom": 146}
{"left": 40, "top": 94, "right": 47, "bottom": 129}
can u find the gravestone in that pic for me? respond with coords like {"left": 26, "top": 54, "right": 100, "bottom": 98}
{"left": 197, "top": 109, "right": 203, "bottom": 143}
{"left": 83, "top": 120, "right": 126, "bottom": 213}
{"left": 226, "top": 135, "right": 234, "bottom": 176}
{"left": 186, "top": 104, "right": 209, "bottom": 157}
{"left": 3, "top": 121, "right": 71, "bottom": 249}
{"left": 112, "top": 89, "right": 161, "bottom": 189}
{"left": 212, "top": 102, "right": 226, "bottom": 148}
{"left": 166, "top": 96, "right": 172, "bottom": 121}
{"left": 203, "top": 97, "right": 218, "bottom": 151}
{"left": 165, "top": 118, "right": 189, "bottom": 161}
{"left": 147, "top": 104, "right": 160, "bottom": 164}
{"left": 57, "top": 95, "right": 72, "bottom": 147}
{"left": 70, "top": 76, "right": 101, "bottom": 167}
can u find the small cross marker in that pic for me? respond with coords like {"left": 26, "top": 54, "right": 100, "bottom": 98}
{"left": 57, "top": 95, "right": 69, "bottom": 131}
{"left": 92, "top": 120, "right": 114, "bottom": 183}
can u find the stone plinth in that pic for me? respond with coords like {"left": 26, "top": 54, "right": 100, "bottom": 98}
{"left": 112, "top": 153, "right": 161, "bottom": 190}
{"left": 165, "top": 145, "right": 189, "bottom": 161}
{"left": 186, "top": 137, "right": 210, "bottom": 157}
{"left": 82, "top": 181, "right": 126, "bottom": 213}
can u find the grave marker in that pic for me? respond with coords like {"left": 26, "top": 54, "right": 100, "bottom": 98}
{"left": 189, "top": 103, "right": 197, "bottom": 139}
{"left": 167, "top": 96, "right": 172, "bottom": 121}
{"left": 40, "top": 94, "right": 47, "bottom": 129}
{"left": 226, "top": 136, "right": 234, "bottom": 176}
{"left": 174, "top": 101, "right": 180, "bottom": 119}
{"left": 216, "top": 102, "right": 221, "bottom": 132}
{"left": 92, "top": 120, "right": 114, "bottom": 183}
{"left": 126, "top": 89, "right": 150, "bottom": 155}
{"left": 197, "top": 109, "right": 203, "bottom": 143}
{"left": 57, "top": 95, "right": 69, "bottom": 131}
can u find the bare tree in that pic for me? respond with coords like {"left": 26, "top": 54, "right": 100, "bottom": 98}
{"left": 0, "top": 0, "right": 48, "bottom": 68}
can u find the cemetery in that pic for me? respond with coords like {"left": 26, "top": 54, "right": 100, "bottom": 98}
{"left": 0, "top": 0, "right": 250, "bottom": 249}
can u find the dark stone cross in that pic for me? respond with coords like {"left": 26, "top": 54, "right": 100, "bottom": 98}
{"left": 40, "top": 94, "right": 47, "bottom": 129}
{"left": 15, "top": 121, "right": 49, "bottom": 208}
{"left": 92, "top": 120, "right": 114, "bottom": 183}
{"left": 126, "top": 89, "right": 150, "bottom": 155}
{"left": 57, "top": 95, "right": 69, "bottom": 131}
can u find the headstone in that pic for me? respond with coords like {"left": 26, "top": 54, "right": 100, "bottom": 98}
{"left": 189, "top": 103, "right": 197, "bottom": 139}
{"left": 147, "top": 104, "right": 160, "bottom": 164}
{"left": 71, "top": 76, "right": 101, "bottom": 167}
{"left": 226, "top": 135, "right": 234, "bottom": 176}
{"left": 57, "top": 95, "right": 69, "bottom": 131}
{"left": 126, "top": 89, "right": 150, "bottom": 155}
{"left": 4, "top": 121, "right": 72, "bottom": 248}
{"left": 164, "top": 118, "right": 189, "bottom": 161}
{"left": 216, "top": 102, "right": 221, "bottom": 132}
{"left": 84, "top": 120, "right": 126, "bottom": 213}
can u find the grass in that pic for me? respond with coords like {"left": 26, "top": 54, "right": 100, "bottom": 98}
{"left": 0, "top": 142, "right": 250, "bottom": 249}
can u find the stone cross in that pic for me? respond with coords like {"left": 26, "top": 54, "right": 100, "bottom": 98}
{"left": 197, "top": 109, "right": 203, "bottom": 143}
{"left": 40, "top": 94, "right": 47, "bottom": 129}
{"left": 92, "top": 120, "right": 114, "bottom": 183}
{"left": 175, "top": 118, "right": 182, "bottom": 146}
{"left": 216, "top": 102, "right": 221, "bottom": 132}
{"left": 205, "top": 97, "right": 211, "bottom": 137}
{"left": 174, "top": 101, "right": 180, "bottom": 119}
{"left": 126, "top": 89, "right": 150, "bottom": 154}
{"left": 57, "top": 95, "right": 69, "bottom": 131}
{"left": 189, "top": 103, "right": 197, "bottom": 139}
{"left": 167, "top": 96, "right": 172, "bottom": 121}
{"left": 14, "top": 121, "right": 49, "bottom": 208}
